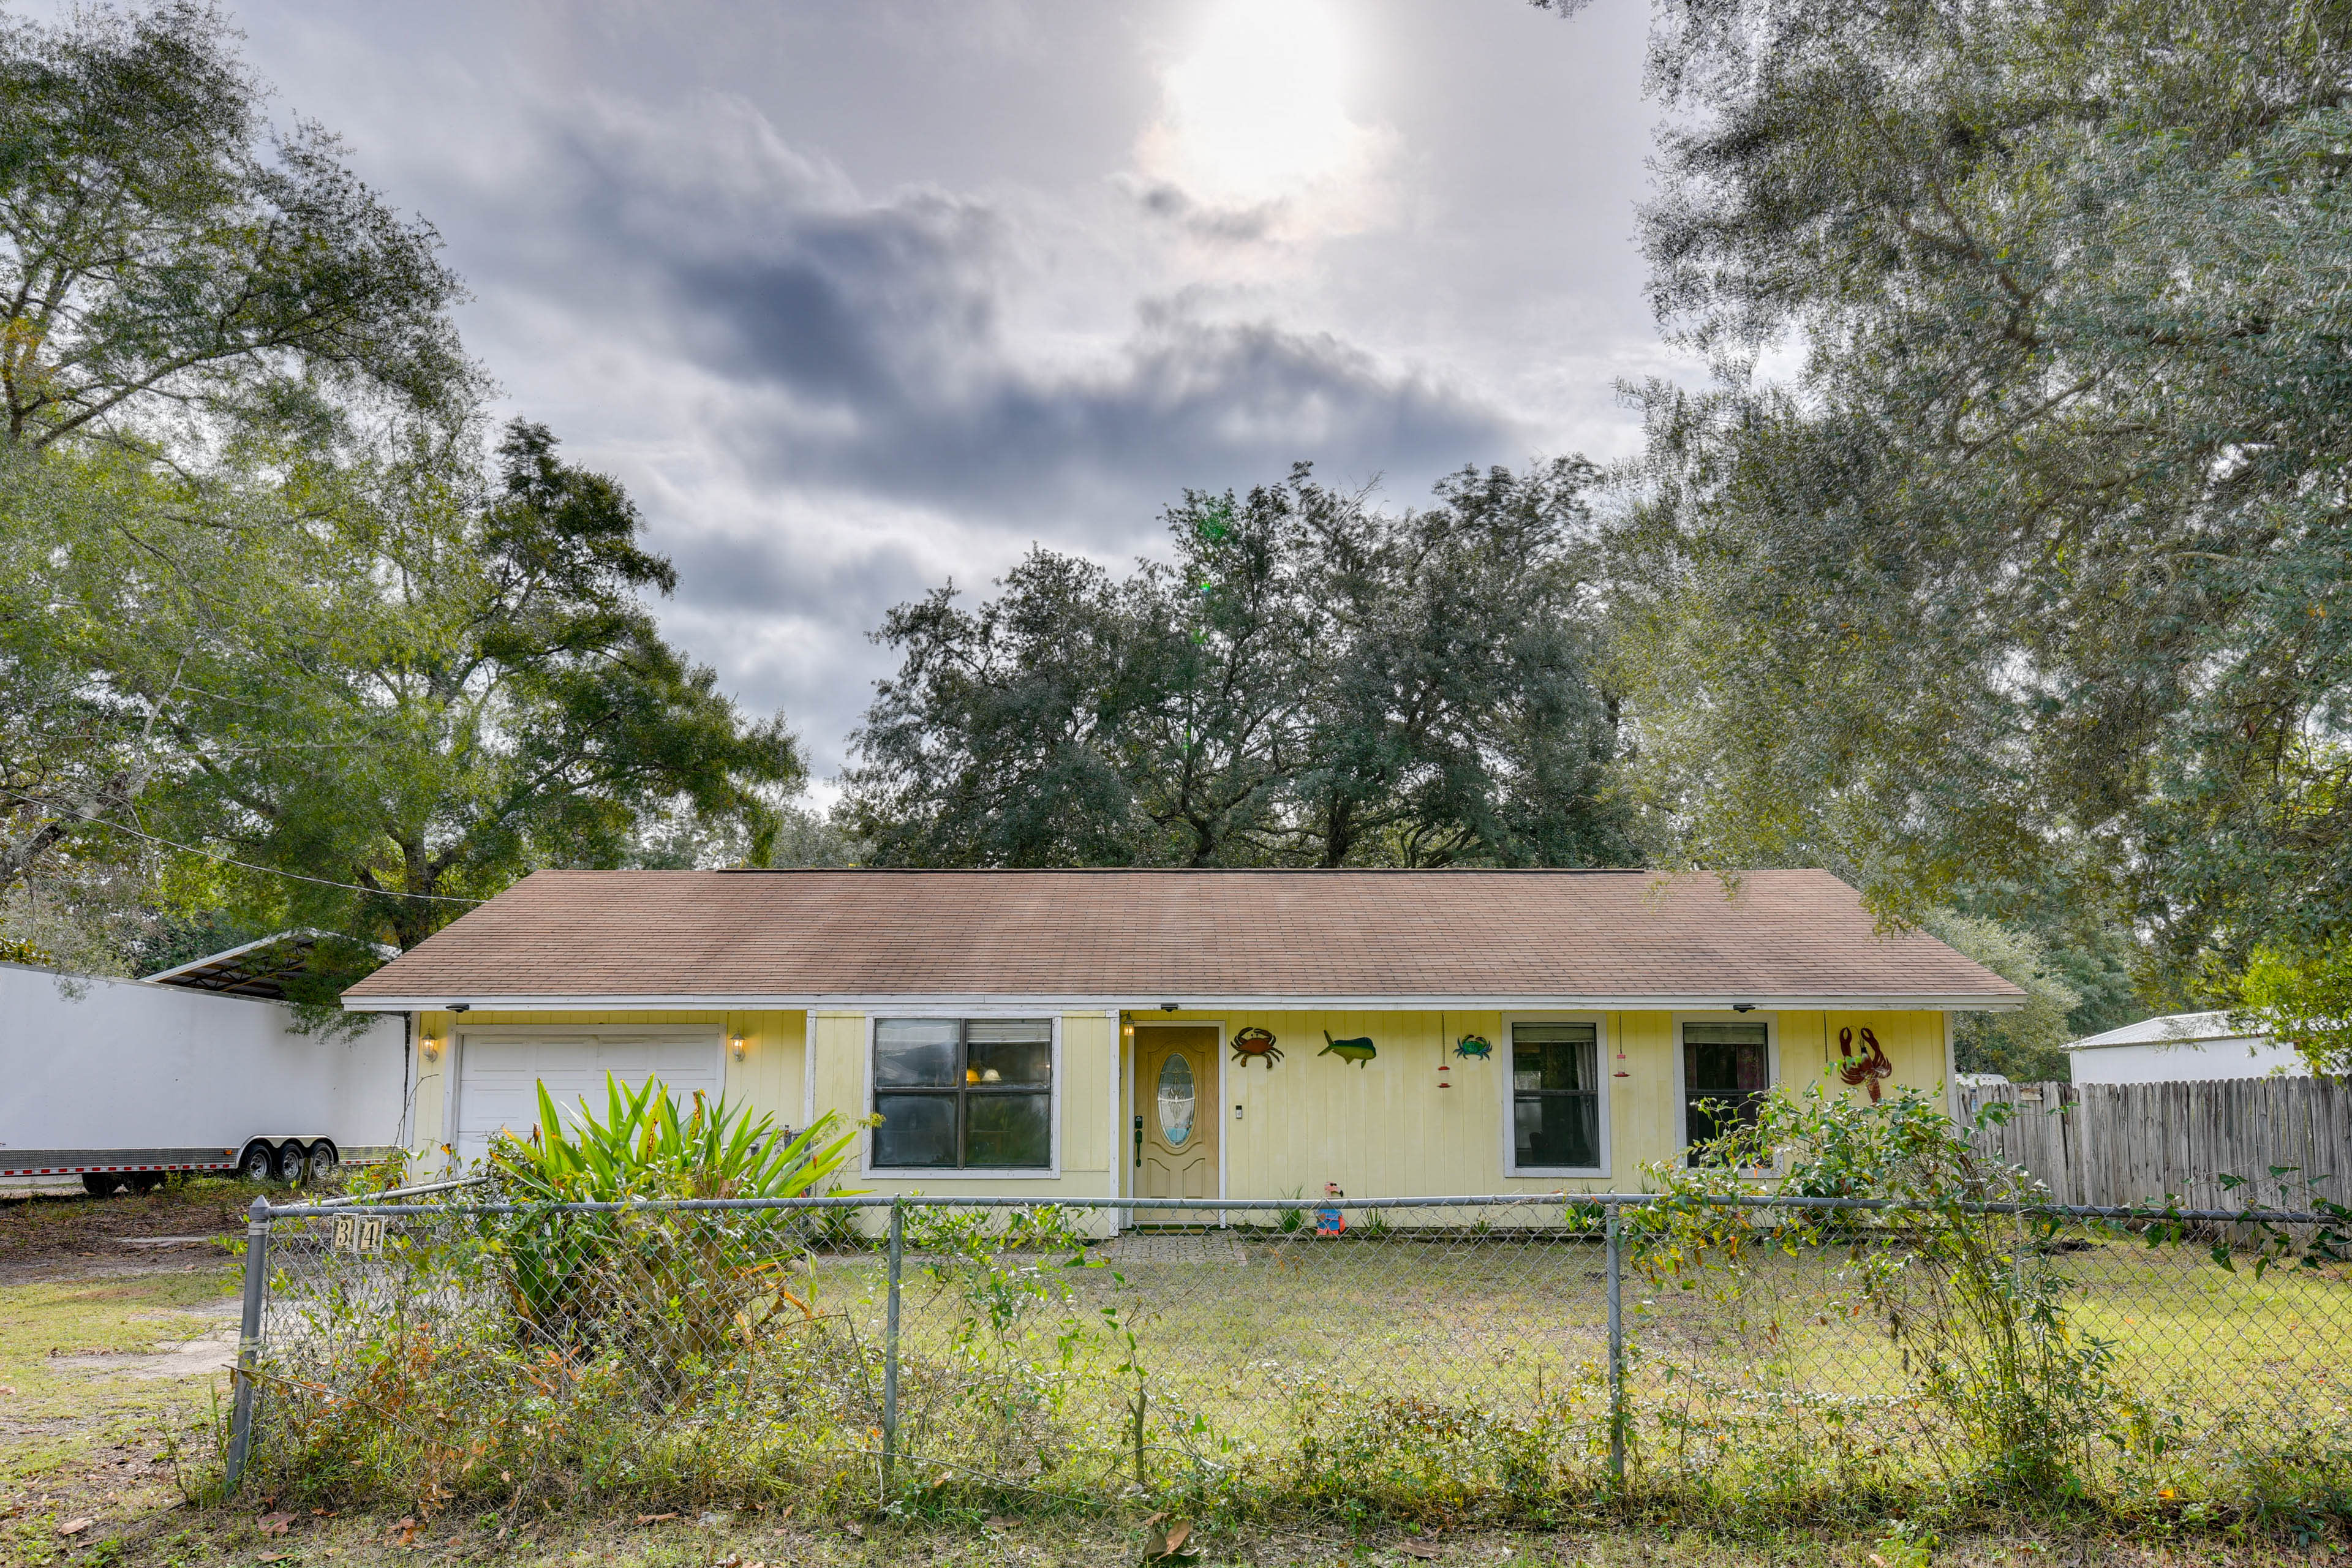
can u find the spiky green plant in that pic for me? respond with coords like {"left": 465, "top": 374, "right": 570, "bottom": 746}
{"left": 485, "top": 1075, "right": 863, "bottom": 1378}
{"left": 491, "top": 1073, "right": 859, "bottom": 1204}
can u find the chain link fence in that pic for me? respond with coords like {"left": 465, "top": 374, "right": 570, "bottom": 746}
{"left": 220, "top": 1191, "right": 2352, "bottom": 1520}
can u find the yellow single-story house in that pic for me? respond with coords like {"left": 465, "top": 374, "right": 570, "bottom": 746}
{"left": 341, "top": 868, "right": 2022, "bottom": 1212}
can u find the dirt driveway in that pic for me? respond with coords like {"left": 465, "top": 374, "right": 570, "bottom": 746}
{"left": 0, "top": 1178, "right": 256, "bottom": 1287}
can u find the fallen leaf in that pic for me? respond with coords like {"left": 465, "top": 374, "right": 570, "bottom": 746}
{"left": 57, "top": 1517, "right": 93, "bottom": 1537}
{"left": 1142, "top": 1518, "right": 1195, "bottom": 1559}
{"left": 635, "top": 1512, "right": 680, "bottom": 1525}
{"left": 1397, "top": 1541, "right": 1441, "bottom": 1561}
{"left": 0, "top": 1385, "right": 17, "bottom": 1395}
{"left": 258, "top": 1510, "right": 294, "bottom": 1536}
{"left": 986, "top": 1515, "right": 1019, "bottom": 1529}
{"left": 844, "top": 1520, "right": 866, "bottom": 1539}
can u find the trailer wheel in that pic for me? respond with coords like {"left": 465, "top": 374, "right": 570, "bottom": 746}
{"left": 238, "top": 1142, "right": 277, "bottom": 1184}
{"left": 81, "top": 1173, "right": 123, "bottom": 1197}
{"left": 124, "top": 1173, "right": 162, "bottom": 1194}
{"left": 273, "top": 1140, "right": 307, "bottom": 1184}
{"left": 303, "top": 1142, "right": 339, "bottom": 1185}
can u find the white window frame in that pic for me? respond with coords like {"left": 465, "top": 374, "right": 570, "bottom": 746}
{"left": 1670, "top": 1010, "right": 1781, "bottom": 1175}
{"left": 862, "top": 1011, "right": 1063, "bottom": 1179}
{"left": 442, "top": 1025, "right": 727, "bottom": 1165}
{"left": 1499, "top": 1011, "right": 1613, "bottom": 1179}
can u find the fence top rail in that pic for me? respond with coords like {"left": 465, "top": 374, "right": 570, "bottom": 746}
{"left": 262, "top": 1189, "right": 2346, "bottom": 1226}
{"left": 306, "top": 1175, "right": 486, "bottom": 1208}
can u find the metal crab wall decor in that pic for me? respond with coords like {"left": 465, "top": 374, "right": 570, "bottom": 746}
{"left": 1230, "top": 1027, "right": 1283, "bottom": 1067}
{"left": 1453, "top": 1033, "right": 1494, "bottom": 1061}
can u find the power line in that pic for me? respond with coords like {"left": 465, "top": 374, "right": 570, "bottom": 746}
{"left": 4, "top": 793, "right": 486, "bottom": 905}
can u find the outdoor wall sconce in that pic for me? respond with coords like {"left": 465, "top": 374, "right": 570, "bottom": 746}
{"left": 420, "top": 1034, "right": 442, "bottom": 1063}
{"left": 730, "top": 1033, "right": 748, "bottom": 1062}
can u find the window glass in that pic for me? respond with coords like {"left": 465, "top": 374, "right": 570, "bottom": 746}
{"left": 1511, "top": 1021, "right": 1600, "bottom": 1170}
{"left": 965, "top": 1091, "right": 1050, "bottom": 1168}
{"left": 1156, "top": 1054, "right": 1196, "bottom": 1147}
{"left": 874, "top": 1019, "right": 959, "bottom": 1087}
{"left": 872, "top": 1093, "right": 957, "bottom": 1166}
{"left": 968, "top": 1037, "right": 1051, "bottom": 1087}
{"left": 872, "top": 1019, "right": 1054, "bottom": 1170}
{"left": 1683, "top": 1021, "right": 1770, "bottom": 1164}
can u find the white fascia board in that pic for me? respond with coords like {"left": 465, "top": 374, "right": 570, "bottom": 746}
{"left": 341, "top": 991, "right": 2028, "bottom": 1015}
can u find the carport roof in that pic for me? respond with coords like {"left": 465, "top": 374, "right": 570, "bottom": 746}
{"left": 340, "top": 868, "right": 2026, "bottom": 1013}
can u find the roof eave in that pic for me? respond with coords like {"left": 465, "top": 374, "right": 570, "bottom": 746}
{"left": 342, "top": 990, "right": 2028, "bottom": 1015}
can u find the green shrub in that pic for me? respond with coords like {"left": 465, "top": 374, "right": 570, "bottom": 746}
{"left": 1630, "top": 1087, "right": 2117, "bottom": 1496}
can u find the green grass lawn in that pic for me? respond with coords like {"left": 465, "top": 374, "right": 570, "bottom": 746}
{"left": 246, "top": 1218, "right": 2346, "bottom": 1521}
{"left": 0, "top": 1260, "right": 241, "bottom": 1565}
{"left": 6, "top": 1208, "right": 2351, "bottom": 1565}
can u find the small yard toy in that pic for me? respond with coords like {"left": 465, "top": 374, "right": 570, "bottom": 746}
{"left": 1453, "top": 1033, "right": 1493, "bottom": 1061}
{"left": 1316, "top": 1182, "right": 1347, "bottom": 1236}
{"left": 1231, "top": 1026, "right": 1283, "bottom": 1067}
{"left": 1837, "top": 1025, "right": 1893, "bottom": 1102}
{"left": 1319, "top": 1031, "right": 1377, "bottom": 1068}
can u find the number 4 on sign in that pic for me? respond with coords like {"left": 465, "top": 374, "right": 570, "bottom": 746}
{"left": 331, "top": 1216, "right": 385, "bottom": 1253}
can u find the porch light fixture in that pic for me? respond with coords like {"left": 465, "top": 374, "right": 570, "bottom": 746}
{"left": 730, "top": 1033, "right": 747, "bottom": 1062}
{"left": 420, "top": 1034, "right": 442, "bottom": 1063}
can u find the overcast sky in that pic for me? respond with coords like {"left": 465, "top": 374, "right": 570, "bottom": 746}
{"left": 203, "top": 0, "right": 1681, "bottom": 786}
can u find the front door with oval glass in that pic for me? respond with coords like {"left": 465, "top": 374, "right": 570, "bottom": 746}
{"left": 1134, "top": 1025, "right": 1218, "bottom": 1215}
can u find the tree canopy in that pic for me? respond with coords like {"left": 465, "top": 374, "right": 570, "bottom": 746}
{"left": 0, "top": 1, "right": 469, "bottom": 445}
{"left": 1594, "top": 0, "right": 2352, "bottom": 1039}
{"left": 0, "top": 6, "right": 799, "bottom": 970}
{"left": 846, "top": 462, "right": 1640, "bottom": 869}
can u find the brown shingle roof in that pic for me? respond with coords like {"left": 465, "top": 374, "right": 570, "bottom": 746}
{"left": 341, "top": 869, "right": 2024, "bottom": 1010}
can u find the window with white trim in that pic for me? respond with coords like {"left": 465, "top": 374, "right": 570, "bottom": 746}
{"left": 872, "top": 1019, "right": 1052, "bottom": 1169}
{"left": 1511, "top": 1021, "right": 1602, "bottom": 1171}
{"left": 1681, "top": 1020, "right": 1770, "bottom": 1166}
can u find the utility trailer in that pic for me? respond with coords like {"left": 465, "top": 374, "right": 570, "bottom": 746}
{"left": 0, "top": 960, "right": 410, "bottom": 1195}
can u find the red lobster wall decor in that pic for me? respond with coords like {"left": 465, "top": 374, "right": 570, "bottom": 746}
{"left": 1837, "top": 1026, "right": 1893, "bottom": 1101}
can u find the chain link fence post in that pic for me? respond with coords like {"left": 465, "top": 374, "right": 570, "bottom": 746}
{"left": 881, "top": 1195, "right": 903, "bottom": 1499}
{"left": 226, "top": 1195, "right": 272, "bottom": 1492}
{"left": 1605, "top": 1200, "right": 1627, "bottom": 1487}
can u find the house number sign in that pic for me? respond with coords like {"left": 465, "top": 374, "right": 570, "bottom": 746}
{"left": 331, "top": 1215, "right": 386, "bottom": 1253}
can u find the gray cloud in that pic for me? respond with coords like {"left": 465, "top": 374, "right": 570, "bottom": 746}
{"left": 205, "top": 0, "right": 1669, "bottom": 778}
{"left": 519, "top": 108, "right": 1520, "bottom": 527}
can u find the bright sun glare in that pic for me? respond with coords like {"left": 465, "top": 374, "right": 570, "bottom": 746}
{"left": 1145, "top": 0, "right": 1381, "bottom": 216}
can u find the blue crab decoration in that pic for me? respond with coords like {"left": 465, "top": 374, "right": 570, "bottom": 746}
{"left": 1453, "top": 1033, "right": 1494, "bottom": 1061}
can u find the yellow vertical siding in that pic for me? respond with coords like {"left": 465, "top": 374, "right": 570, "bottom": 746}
{"left": 405, "top": 1003, "right": 1956, "bottom": 1199}
{"left": 409, "top": 1008, "right": 807, "bottom": 1169}
{"left": 1157, "top": 1006, "right": 1953, "bottom": 1200}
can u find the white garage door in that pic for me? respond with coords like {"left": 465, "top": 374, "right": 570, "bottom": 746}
{"left": 453, "top": 1033, "right": 723, "bottom": 1165}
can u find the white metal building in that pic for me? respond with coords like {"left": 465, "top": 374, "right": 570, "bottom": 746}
{"left": 2063, "top": 1010, "right": 2307, "bottom": 1085}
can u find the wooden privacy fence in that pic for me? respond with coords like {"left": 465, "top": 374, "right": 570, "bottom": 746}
{"left": 1957, "top": 1077, "right": 2351, "bottom": 1210}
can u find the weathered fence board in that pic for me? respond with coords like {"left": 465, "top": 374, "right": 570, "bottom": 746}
{"left": 1958, "top": 1077, "right": 2348, "bottom": 1210}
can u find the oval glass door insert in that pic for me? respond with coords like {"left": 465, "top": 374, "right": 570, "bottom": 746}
{"left": 1156, "top": 1054, "right": 1196, "bottom": 1147}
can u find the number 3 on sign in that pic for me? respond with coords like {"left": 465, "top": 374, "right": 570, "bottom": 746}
{"left": 331, "top": 1216, "right": 385, "bottom": 1253}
